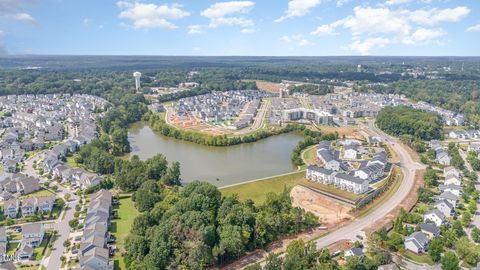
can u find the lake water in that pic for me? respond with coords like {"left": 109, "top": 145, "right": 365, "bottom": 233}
{"left": 127, "top": 122, "right": 303, "bottom": 187}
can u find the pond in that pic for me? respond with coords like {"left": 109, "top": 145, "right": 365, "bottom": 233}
{"left": 127, "top": 122, "right": 303, "bottom": 187}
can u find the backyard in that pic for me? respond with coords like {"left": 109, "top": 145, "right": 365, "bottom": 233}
{"left": 220, "top": 171, "right": 306, "bottom": 205}
{"left": 111, "top": 195, "right": 139, "bottom": 270}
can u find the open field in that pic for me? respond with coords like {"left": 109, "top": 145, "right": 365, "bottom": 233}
{"left": 111, "top": 195, "right": 139, "bottom": 270}
{"left": 220, "top": 171, "right": 305, "bottom": 205}
{"left": 298, "top": 179, "right": 361, "bottom": 201}
{"left": 291, "top": 186, "right": 353, "bottom": 227}
{"left": 255, "top": 81, "right": 282, "bottom": 93}
{"left": 318, "top": 126, "right": 365, "bottom": 140}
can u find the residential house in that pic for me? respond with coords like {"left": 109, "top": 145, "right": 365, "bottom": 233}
{"left": 439, "top": 184, "right": 462, "bottom": 196}
{"left": 405, "top": 231, "right": 429, "bottom": 254}
{"left": 20, "top": 197, "right": 37, "bottom": 217}
{"left": 444, "top": 167, "right": 460, "bottom": 179}
{"left": 424, "top": 209, "right": 446, "bottom": 227}
{"left": 434, "top": 199, "right": 455, "bottom": 218}
{"left": 79, "top": 247, "right": 113, "bottom": 270}
{"left": 438, "top": 191, "right": 459, "bottom": 207}
{"left": 344, "top": 247, "right": 364, "bottom": 261}
{"left": 420, "top": 223, "right": 440, "bottom": 239}
{"left": 435, "top": 148, "right": 451, "bottom": 166}
{"left": 444, "top": 174, "right": 461, "bottom": 186}
{"left": 3, "top": 199, "right": 19, "bottom": 218}
{"left": 316, "top": 149, "right": 340, "bottom": 171}
{"left": 21, "top": 223, "right": 44, "bottom": 247}
{"left": 36, "top": 196, "right": 55, "bottom": 214}
{"left": 16, "top": 245, "right": 34, "bottom": 260}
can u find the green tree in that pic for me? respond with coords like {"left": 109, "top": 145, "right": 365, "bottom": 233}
{"left": 428, "top": 237, "right": 443, "bottom": 262}
{"left": 441, "top": 251, "right": 459, "bottom": 270}
{"left": 472, "top": 227, "right": 480, "bottom": 243}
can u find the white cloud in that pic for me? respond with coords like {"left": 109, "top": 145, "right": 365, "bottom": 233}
{"left": 117, "top": 1, "right": 190, "bottom": 30}
{"left": 281, "top": 34, "right": 311, "bottom": 47}
{"left": 336, "top": 0, "right": 351, "bottom": 7}
{"left": 275, "top": 0, "right": 322, "bottom": 22}
{"left": 241, "top": 28, "right": 255, "bottom": 34}
{"left": 187, "top": 25, "right": 204, "bottom": 34}
{"left": 310, "top": 24, "right": 336, "bottom": 36}
{"left": 342, "top": 7, "right": 410, "bottom": 36}
{"left": 409, "top": 6, "right": 470, "bottom": 26}
{"left": 385, "top": 0, "right": 434, "bottom": 5}
{"left": 311, "top": 5, "right": 470, "bottom": 54}
{"left": 10, "top": 12, "right": 35, "bottom": 22}
{"left": 402, "top": 28, "right": 445, "bottom": 45}
{"left": 385, "top": 0, "right": 412, "bottom": 5}
{"left": 0, "top": 0, "right": 36, "bottom": 23}
{"left": 188, "top": 1, "right": 255, "bottom": 34}
{"left": 466, "top": 24, "right": 480, "bottom": 32}
{"left": 201, "top": 1, "right": 255, "bottom": 28}
{"left": 349, "top": 37, "right": 390, "bottom": 55}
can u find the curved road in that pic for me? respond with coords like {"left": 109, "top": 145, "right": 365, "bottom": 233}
{"left": 315, "top": 120, "right": 425, "bottom": 248}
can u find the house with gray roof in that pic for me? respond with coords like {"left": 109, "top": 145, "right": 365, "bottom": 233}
{"left": 424, "top": 209, "right": 447, "bottom": 227}
{"left": 405, "top": 231, "right": 429, "bottom": 254}
{"left": 420, "top": 223, "right": 440, "bottom": 239}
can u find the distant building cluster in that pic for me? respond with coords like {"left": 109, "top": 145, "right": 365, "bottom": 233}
{"left": 273, "top": 92, "right": 465, "bottom": 127}
{"left": 448, "top": 130, "right": 480, "bottom": 139}
{"left": 174, "top": 90, "right": 273, "bottom": 130}
{"left": 0, "top": 94, "right": 107, "bottom": 190}
{"left": 306, "top": 139, "right": 388, "bottom": 194}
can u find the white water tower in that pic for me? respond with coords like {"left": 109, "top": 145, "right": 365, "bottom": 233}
{"left": 133, "top": 72, "right": 142, "bottom": 90}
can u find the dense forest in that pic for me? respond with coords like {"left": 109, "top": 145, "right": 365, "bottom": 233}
{"left": 124, "top": 183, "right": 318, "bottom": 269}
{"left": 376, "top": 106, "right": 443, "bottom": 140}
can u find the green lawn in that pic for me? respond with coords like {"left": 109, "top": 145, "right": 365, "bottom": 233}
{"left": 298, "top": 179, "right": 361, "bottom": 201}
{"left": 8, "top": 232, "right": 21, "bottom": 241}
{"left": 34, "top": 231, "right": 52, "bottom": 261}
{"left": 403, "top": 250, "right": 435, "bottom": 265}
{"left": 220, "top": 171, "right": 306, "bottom": 205}
{"left": 112, "top": 195, "right": 139, "bottom": 270}
{"left": 302, "top": 145, "right": 318, "bottom": 166}
{"left": 19, "top": 188, "right": 55, "bottom": 199}
{"left": 6, "top": 242, "right": 18, "bottom": 256}
{"left": 66, "top": 155, "right": 81, "bottom": 168}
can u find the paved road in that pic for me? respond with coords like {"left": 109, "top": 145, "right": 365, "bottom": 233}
{"left": 314, "top": 121, "right": 425, "bottom": 249}
{"left": 21, "top": 147, "right": 78, "bottom": 270}
{"left": 45, "top": 186, "right": 77, "bottom": 270}
{"left": 233, "top": 99, "right": 270, "bottom": 136}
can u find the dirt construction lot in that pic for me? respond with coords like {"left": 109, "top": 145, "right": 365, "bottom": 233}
{"left": 318, "top": 126, "right": 366, "bottom": 140}
{"left": 291, "top": 186, "right": 353, "bottom": 227}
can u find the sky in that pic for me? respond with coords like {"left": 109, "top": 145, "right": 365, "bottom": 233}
{"left": 0, "top": 0, "right": 479, "bottom": 56}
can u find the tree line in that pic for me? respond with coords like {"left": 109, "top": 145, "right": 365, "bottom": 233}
{"left": 376, "top": 106, "right": 443, "bottom": 141}
{"left": 147, "top": 112, "right": 334, "bottom": 147}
